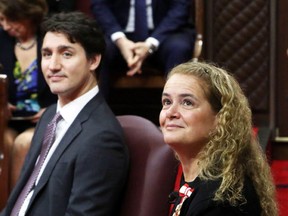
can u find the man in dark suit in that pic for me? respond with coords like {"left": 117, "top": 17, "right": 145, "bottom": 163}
{"left": 0, "top": 11, "right": 129, "bottom": 216}
{"left": 90, "top": 0, "right": 195, "bottom": 98}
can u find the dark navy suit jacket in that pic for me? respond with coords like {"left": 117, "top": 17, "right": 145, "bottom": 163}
{"left": 90, "top": 0, "right": 192, "bottom": 44}
{"left": 1, "top": 93, "right": 129, "bottom": 215}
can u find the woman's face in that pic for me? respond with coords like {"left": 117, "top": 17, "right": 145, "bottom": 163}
{"left": 159, "top": 73, "right": 217, "bottom": 154}
{"left": 0, "top": 12, "right": 30, "bottom": 38}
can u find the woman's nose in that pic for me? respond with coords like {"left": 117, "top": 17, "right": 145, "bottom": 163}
{"left": 166, "top": 103, "right": 180, "bottom": 119}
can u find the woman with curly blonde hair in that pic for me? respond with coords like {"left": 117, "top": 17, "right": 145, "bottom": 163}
{"left": 160, "top": 61, "right": 278, "bottom": 216}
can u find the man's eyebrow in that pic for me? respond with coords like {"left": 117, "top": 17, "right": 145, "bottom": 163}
{"left": 41, "top": 47, "right": 50, "bottom": 52}
{"left": 41, "top": 45, "right": 74, "bottom": 52}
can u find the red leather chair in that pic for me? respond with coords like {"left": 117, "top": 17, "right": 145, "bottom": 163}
{"left": 117, "top": 115, "right": 179, "bottom": 216}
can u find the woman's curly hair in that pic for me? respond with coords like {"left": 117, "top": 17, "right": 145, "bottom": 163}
{"left": 167, "top": 61, "right": 278, "bottom": 216}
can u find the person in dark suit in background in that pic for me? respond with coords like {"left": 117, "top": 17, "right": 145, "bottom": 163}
{"left": 90, "top": 0, "right": 195, "bottom": 98}
{"left": 0, "top": 11, "right": 129, "bottom": 216}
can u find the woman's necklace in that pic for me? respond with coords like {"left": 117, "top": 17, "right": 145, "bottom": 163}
{"left": 16, "top": 38, "right": 36, "bottom": 51}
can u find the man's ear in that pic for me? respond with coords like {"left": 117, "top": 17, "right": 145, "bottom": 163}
{"left": 89, "top": 54, "right": 101, "bottom": 71}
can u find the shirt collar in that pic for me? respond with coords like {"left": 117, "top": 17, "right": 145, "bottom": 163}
{"left": 56, "top": 85, "right": 99, "bottom": 124}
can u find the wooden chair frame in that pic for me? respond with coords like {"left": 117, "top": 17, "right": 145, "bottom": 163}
{"left": 0, "top": 73, "right": 9, "bottom": 210}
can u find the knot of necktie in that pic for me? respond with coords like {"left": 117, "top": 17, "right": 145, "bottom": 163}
{"left": 51, "top": 112, "right": 62, "bottom": 125}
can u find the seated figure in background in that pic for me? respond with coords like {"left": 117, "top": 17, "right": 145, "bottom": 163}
{"left": 159, "top": 61, "right": 278, "bottom": 216}
{"left": 0, "top": 0, "right": 57, "bottom": 189}
{"left": 90, "top": 0, "right": 195, "bottom": 99}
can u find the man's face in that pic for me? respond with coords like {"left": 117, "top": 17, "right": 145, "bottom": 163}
{"left": 41, "top": 32, "right": 100, "bottom": 106}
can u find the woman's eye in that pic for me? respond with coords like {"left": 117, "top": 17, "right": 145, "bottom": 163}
{"left": 162, "top": 98, "right": 171, "bottom": 106}
{"left": 182, "top": 99, "right": 193, "bottom": 106}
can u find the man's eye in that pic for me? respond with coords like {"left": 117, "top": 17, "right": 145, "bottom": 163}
{"left": 42, "top": 52, "right": 51, "bottom": 58}
{"left": 63, "top": 52, "right": 72, "bottom": 57}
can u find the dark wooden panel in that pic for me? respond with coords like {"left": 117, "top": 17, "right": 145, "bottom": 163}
{"left": 275, "top": 0, "right": 288, "bottom": 137}
{"left": 205, "top": 0, "right": 272, "bottom": 127}
{"left": 204, "top": 0, "right": 288, "bottom": 150}
{"left": 0, "top": 74, "right": 9, "bottom": 210}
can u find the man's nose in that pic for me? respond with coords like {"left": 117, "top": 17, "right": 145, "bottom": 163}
{"left": 48, "top": 55, "right": 61, "bottom": 71}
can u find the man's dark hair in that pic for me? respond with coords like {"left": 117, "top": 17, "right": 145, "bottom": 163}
{"left": 41, "top": 11, "right": 106, "bottom": 75}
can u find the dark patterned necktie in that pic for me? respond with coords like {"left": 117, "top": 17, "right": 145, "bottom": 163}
{"left": 11, "top": 112, "right": 62, "bottom": 216}
{"left": 134, "top": 0, "right": 148, "bottom": 41}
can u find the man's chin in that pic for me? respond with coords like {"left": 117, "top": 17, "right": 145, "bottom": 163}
{"left": 49, "top": 87, "right": 63, "bottom": 95}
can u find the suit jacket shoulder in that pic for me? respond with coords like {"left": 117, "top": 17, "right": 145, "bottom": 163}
{"left": 7, "top": 94, "right": 129, "bottom": 216}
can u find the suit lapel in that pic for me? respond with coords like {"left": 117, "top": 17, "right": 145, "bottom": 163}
{"left": 20, "top": 106, "right": 57, "bottom": 183}
{"left": 6, "top": 106, "right": 57, "bottom": 212}
{"left": 28, "top": 94, "right": 104, "bottom": 205}
{"left": 31, "top": 121, "right": 83, "bottom": 197}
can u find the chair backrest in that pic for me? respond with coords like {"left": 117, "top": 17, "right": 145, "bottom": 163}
{"left": 75, "top": 0, "right": 92, "bottom": 17}
{"left": 116, "top": 115, "right": 179, "bottom": 216}
{"left": 0, "top": 72, "right": 9, "bottom": 209}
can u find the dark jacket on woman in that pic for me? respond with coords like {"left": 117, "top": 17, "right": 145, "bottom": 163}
{"left": 170, "top": 176, "right": 261, "bottom": 216}
{"left": 0, "top": 29, "right": 57, "bottom": 109}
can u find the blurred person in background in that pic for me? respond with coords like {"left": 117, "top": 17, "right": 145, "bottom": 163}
{"left": 0, "top": 0, "right": 57, "bottom": 189}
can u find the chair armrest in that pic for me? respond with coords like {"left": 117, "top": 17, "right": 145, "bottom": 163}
{"left": 192, "top": 0, "right": 204, "bottom": 62}
{"left": 192, "top": 34, "right": 203, "bottom": 62}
